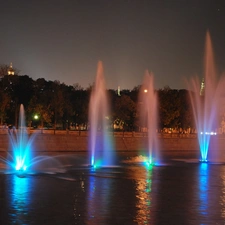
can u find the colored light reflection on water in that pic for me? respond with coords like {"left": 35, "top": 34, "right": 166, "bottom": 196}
{"left": 2, "top": 160, "right": 225, "bottom": 224}
{"left": 134, "top": 167, "right": 153, "bottom": 224}
{"left": 198, "top": 163, "right": 209, "bottom": 216}
{"left": 9, "top": 175, "right": 30, "bottom": 224}
{"left": 86, "top": 173, "right": 113, "bottom": 224}
{"left": 220, "top": 166, "right": 225, "bottom": 219}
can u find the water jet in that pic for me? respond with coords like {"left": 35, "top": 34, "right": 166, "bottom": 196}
{"left": 138, "top": 71, "right": 159, "bottom": 166}
{"left": 187, "top": 31, "right": 225, "bottom": 162}
{"left": 88, "top": 61, "right": 115, "bottom": 168}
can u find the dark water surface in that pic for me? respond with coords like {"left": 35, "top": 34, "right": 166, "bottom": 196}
{"left": 1, "top": 153, "right": 225, "bottom": 225}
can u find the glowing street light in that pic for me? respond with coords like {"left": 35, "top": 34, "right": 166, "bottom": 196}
{"left": 34, "top": 114, "right": 39, "bottom": 120}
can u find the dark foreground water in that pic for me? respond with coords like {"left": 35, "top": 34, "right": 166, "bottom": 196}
{"left": 1, "top": 153, "right": 225, "bottom": 225}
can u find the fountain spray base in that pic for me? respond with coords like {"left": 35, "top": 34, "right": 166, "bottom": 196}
{"left": 199, "top": 159, "right": 208, "bottom": 163}
{"left": 15, "top": 169, "right": 27, "bottom": 178}
{"left": 88, "top": 164, "right": 95, "bottom": 168}
{"left": 16, "top": 172, "right": 27, "bottom": 178}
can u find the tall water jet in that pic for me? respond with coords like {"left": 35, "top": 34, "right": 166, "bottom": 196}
{"left": 187, "top": 31, "right": 225, "bottom": 162}
{"left": 88, "top": 61, "right": 115, "bottom": 167}
{"left": 138, "top": 71, "right": 159, "bottom": 165}
{"left": 8, "top": 104, "right": 35, "bottom": 171}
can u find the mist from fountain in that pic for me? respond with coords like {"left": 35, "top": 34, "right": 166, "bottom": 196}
{"left": 88, "top": 61, "right": 115, "bottom": 167}
{"left": 138, "top": 71, "right": 159, "bottom": 166}
{"left": 187, "top": 31, "right": 225, "bottom": 162}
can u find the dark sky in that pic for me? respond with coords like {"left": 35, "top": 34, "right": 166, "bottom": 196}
{"left": 0, "top": 0, "right": 225, "bottom": 90}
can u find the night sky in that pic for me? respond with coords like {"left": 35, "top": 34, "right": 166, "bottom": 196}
{"left": 0, "top": 0, "right": 225, "bottom": 90}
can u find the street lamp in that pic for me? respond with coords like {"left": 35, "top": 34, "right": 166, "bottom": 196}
{"left": 32, "top": 114, "right": 39, "bottom": 129}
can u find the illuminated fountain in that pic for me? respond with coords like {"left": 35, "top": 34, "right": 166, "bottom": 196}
{"left": 88, "top": 61, "right": 115, "bottom": 167}
{"left": 187, "top": 31, "right": 225, "bottom": 162}
{"left": 8, "top": 104, "right": 35, "bottom": 172}
{"left": 138, "top": 70, "right": 159, "bottom": 166}
{"left": 0, "top": 104, "right": 63, "bottom": 175}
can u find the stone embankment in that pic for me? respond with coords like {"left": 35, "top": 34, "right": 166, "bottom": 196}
{"left": 0, "top": 129, "right": 199, "bottom": 150}
{"left": 0, "top": 129, "right": 224, "bottom": 157}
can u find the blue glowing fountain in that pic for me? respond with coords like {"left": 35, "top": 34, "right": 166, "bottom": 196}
{"left": 88, "top": 61, "right": 115, "bottom": 168}
{"left": 187, "top": 31, "right": 225, "bottom": 162}
{"left": 138, "top": 71, "right": 159, "bottom": 167}
{"left": 1, "top": 104, "right": 64, "bottom": 175}
{"left": 8, "top": 104, "right": 36, "bottom": 173}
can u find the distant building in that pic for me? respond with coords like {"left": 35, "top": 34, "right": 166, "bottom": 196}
{"left": 200, "top": 78, "right": 205, "bottom": 96}
{"left": 117, "top": 86, "right": 121, "bottom": 96}
{"left": 8, "top": 63, "right": 15, "bottom": 75}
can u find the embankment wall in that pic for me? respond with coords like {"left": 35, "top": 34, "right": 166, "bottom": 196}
{"left": 0, "top": 130, "right": 225, "bottom": 155}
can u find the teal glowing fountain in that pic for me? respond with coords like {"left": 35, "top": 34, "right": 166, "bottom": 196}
{"left": 3, "top": 104, "right": 64, "bottom": 175}
{"left": 8, "top": 104, "right": 36, "bottom": 172}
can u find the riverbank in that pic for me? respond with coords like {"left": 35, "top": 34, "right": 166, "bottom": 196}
{"left": 0, "top": 129, "right": 197, "bottom": 150}
{"left": 0, "top": 130, "right": 224, "bottom": 153}
{"left": 1, "top": 130, "right": 225, "bottom": 162}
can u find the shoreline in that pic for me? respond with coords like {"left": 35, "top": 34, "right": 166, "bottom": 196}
{"left": 0, "top": 131, "right": 224, "bottom": 159}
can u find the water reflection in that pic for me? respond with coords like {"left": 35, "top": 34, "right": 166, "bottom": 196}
{"left": 8, "top": 175, "right": 30, "bottom": 225}
{"left": 85, "top": 171, "right": 114, "bottom": 225}
{"left": 196, "top": 163, "right": 224, "bottom": 223}
{"left": 3, "top": 163, "right": 225, "bottom": 224}
{"left": 220, "top": 166, "right": 225, "bottom": 219}
{"left": 76, "top": 167, "right": 155, "bottom": 225}
{"left": 198, "top": 163, "right": 209, "bottom": 216}
{"left": 129, "top": 167, "right": 153, "bottom": 225}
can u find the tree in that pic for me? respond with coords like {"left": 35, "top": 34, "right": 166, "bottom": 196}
{"left": 27, "top": 78, "right": 53, "bottom": 128}
{"left": 158, "top": 86, "right": 180, "bottom": 129}
{"left": 178, "top": 89, "right": 194, "bottom": 130}
{"left": 112, "top": 95, "right": 137, "bottom": 131}
{"left": 70, "top": 88, "right": 90, "bottom": 129}
{"left": 0, "top": 89, "right": 10, "bottom": 125}
{"left": 48, "top": 80, "right": 68, "bottom": 129}
{"left": 157, "top": 87, "right": 195, "bottom": 132}
{"left": 73, "top": 83, "right": 83, "bottom": 91}
{"left": 28, "top": 96, "right": 53, "bottom": 128}
{"left": 59, "top": 83, "right": 74, "bottom": 129}
{"left": 0, "top": 75, "right": 34, "bottom": 126}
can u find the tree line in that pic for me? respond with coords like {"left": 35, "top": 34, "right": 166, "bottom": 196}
{"left": 0, "top": 71, "right": 195, "bottom": 132}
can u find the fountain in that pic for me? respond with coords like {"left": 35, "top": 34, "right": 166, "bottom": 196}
{"left": 138, "top": 70, "right": 159, "bottom": 166}
{"left": 187, "top": 31, "right": 225, "bottom": 162}
{"left": 7, "top": 104, "right": 35, "bottom": 172}
{"left": 88, "top": 61, "right": 115, "bottom": 167}
{"left": 0, "top": 104, "right": 64, "bottom": 175}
